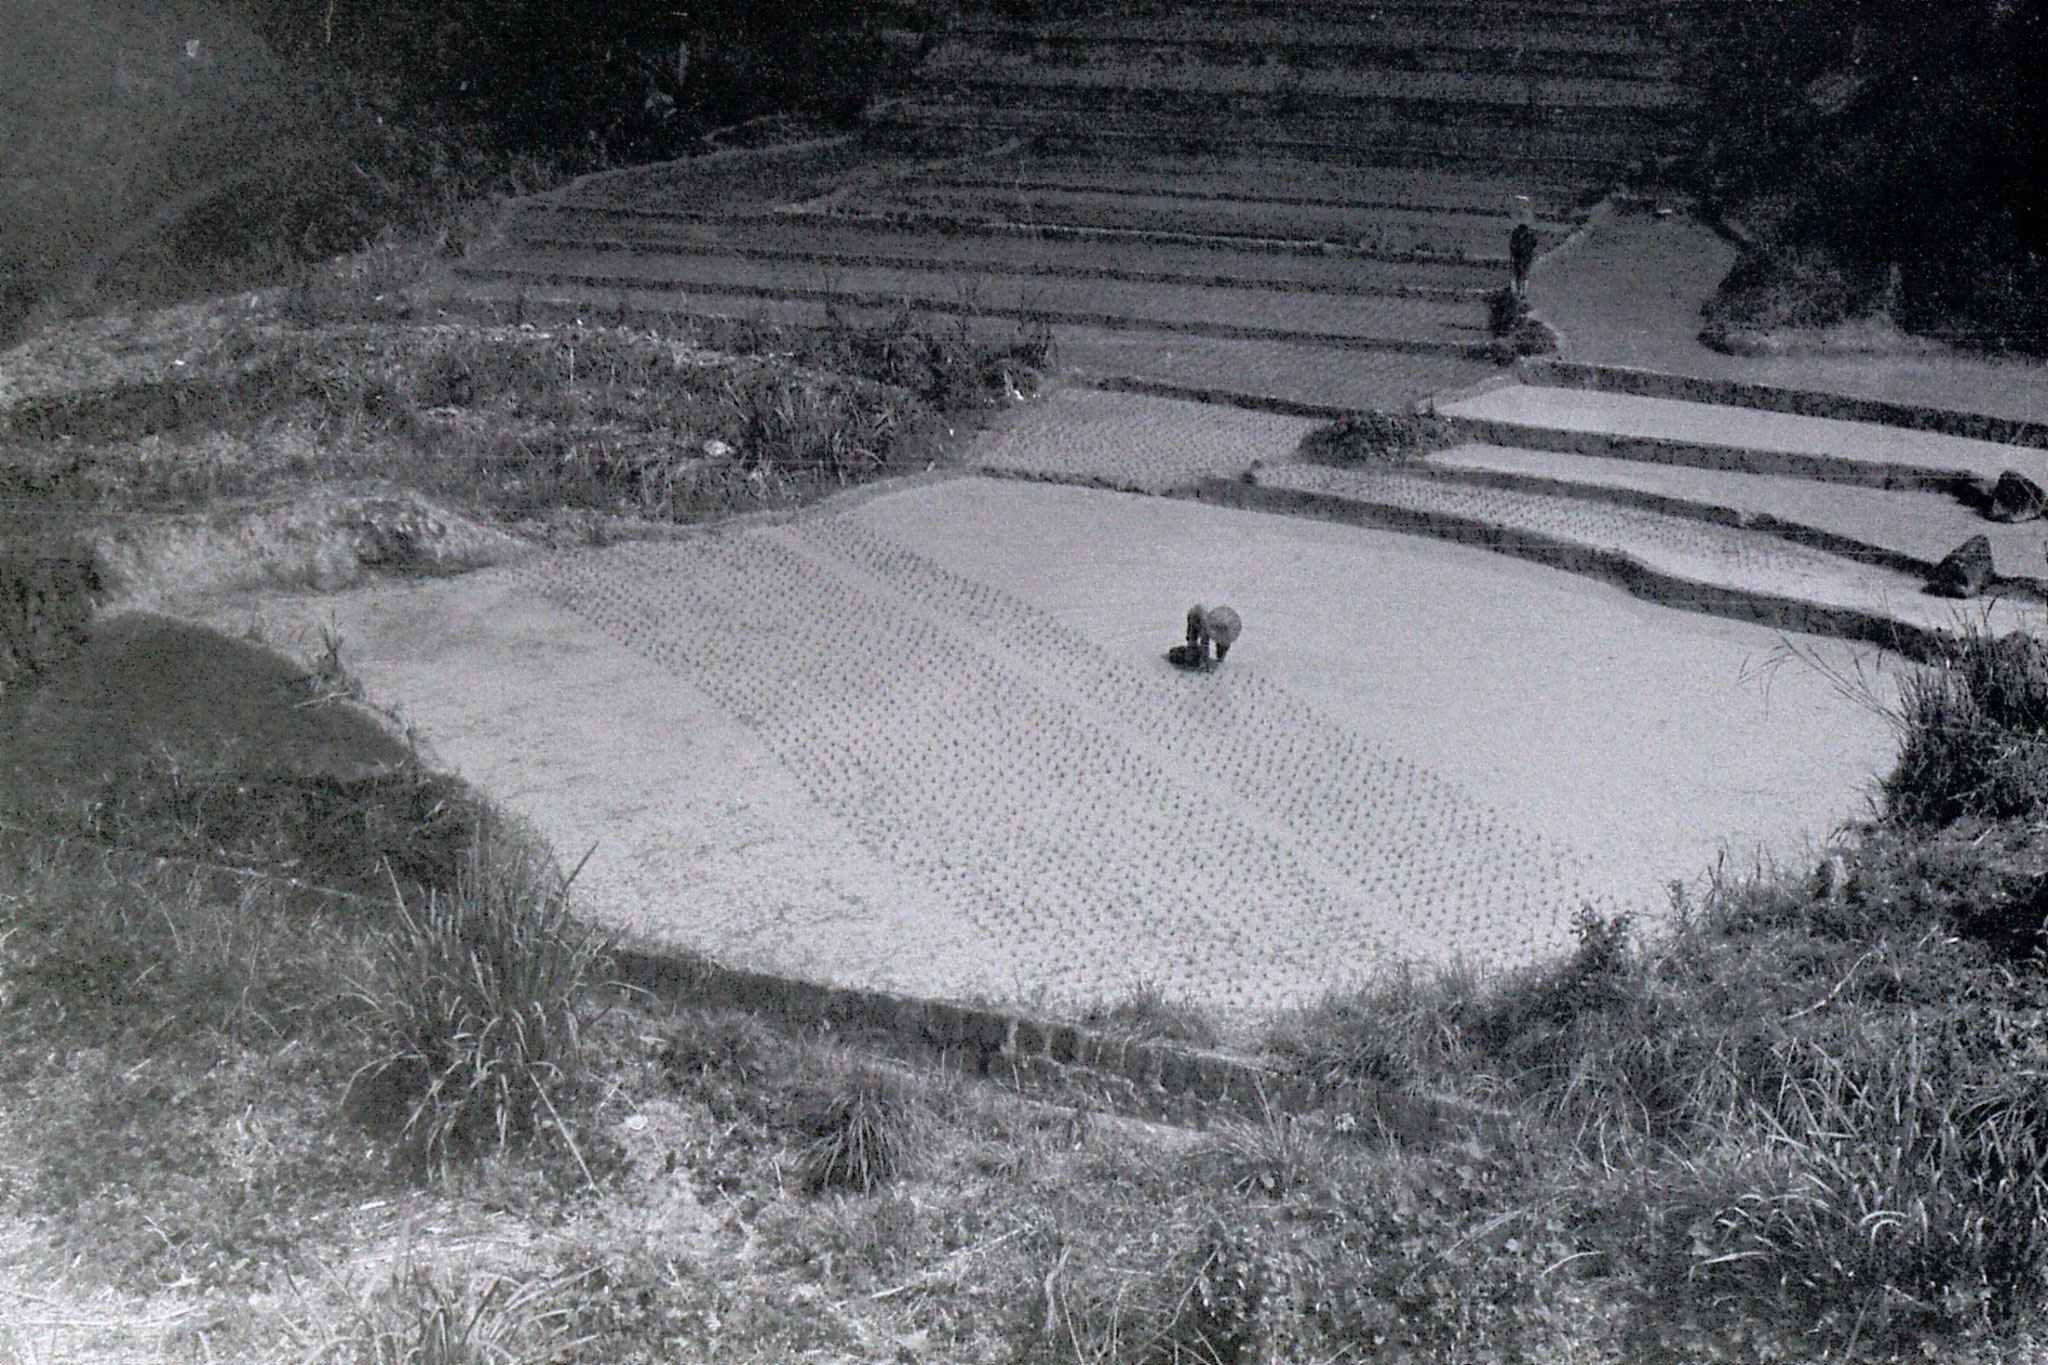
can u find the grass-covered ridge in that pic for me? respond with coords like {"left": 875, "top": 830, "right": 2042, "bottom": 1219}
{"left": 0, "top": 288, "right": 1055, "bottom": 609}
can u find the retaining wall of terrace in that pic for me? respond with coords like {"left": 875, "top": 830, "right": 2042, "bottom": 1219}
{"left": 5, "top": 828, "right": 1510, "bottom": 1144}
{"left": 611, "top": 945, "right": 1510, "bottom": 1142}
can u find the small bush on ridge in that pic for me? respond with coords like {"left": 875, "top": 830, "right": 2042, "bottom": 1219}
{"left": 1297, "top": 410, "right": 1451, "bottom": 467}
{"left": 789, "top": 1064, "right": 925, "bottom": 1195}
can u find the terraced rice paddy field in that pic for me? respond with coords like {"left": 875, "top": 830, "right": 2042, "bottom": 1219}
{"left": 235, "top": 474, "right": 1900, "bottom": 1018}
{"left": 1255, "top": 461, "right": 2042, "bottom": 637}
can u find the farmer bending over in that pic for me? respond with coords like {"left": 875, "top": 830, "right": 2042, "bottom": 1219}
{"left": 1171, "top": 604, "right": 1242, "bottom": 671}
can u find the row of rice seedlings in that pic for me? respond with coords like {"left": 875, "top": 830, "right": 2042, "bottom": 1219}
{"left": 519, "top": 541, "right": 1374, "bottom": 1001}
{"left": 519, "top": 526, "right": 1598, "bottom": 998}
{"left": 879, "top": 183, "right": 1516, "bottom": 249}
{"left": 799, "top": 515, "right": 1602, "bottom": 946}
{"left": 819, "top": 516, "right": 1598, "bottom": 915}
{"left": 970, "top": 412, "right": 1266, "bottom": 491}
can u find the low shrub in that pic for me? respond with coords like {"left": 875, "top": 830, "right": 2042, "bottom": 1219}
{"left": 1483, "top": 287, "right": 1559, "bottom": 358}
{"left": 657, "top": 1007, "right": 778, "bottom": 1091}
{"left": 0, "top": 843, "right": 363, "bottom": 1056}
{"left": 219, "top": 323, "right": 953, "bottom": 521}
{"left": 1700, "top": 245, "right": 1871, "bottom": 340}
{"left": 815, "top": 307, "right": 1057, "bottom": 411}
{"left": 1847, "top": 820, "right": 2048, "bottom": 957}
{"left": 281, "top": 237, "right": 440, "bottom": 329}
{"left": 349, "top": 832, "right": 612, "bottom": 1174}
{"left": 1296, "top": 410, "right": 1451, "bottom": 467}
{"left": 1479, "top": 906, "right": 1638, "bottom": 1043}
{"left": 0, "top": 536, "right": 103, "bottom": 690}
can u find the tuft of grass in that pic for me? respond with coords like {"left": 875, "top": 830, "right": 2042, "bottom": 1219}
{"left": 1884, "top": 630, "right": 2048, "bottom": 827}
{"left": 788, "top": 1062, "right": 926, "bottom": 1195}
{"left": 1188, "top": 1113, "right": 1334, "bottom": 1202}
{"left": 296, "top": 1261, "right": 590, "bottom": 1365}
{"left": 1082, "top": 982, "right": 1221, "bottom": 1049}
{"left": 348, "top": 832, "right": 612, "bottom": 1175}
{"left": 1263, "top": 972, "right": 1465, "bottom": 1093}
{"left": 1296, "top": 410, "right": 1451, "bottom": 467}
{"left": 657, "top": 1006, "right": 777, "bottom": 1091}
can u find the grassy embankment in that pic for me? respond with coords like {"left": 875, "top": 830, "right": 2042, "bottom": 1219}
{"left": 1, "top": 269, "right": 1054, "bottom": 606}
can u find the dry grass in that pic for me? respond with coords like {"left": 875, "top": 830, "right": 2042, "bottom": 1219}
{"left": 2, "top": 304, "right": 1049, "bottom": 554}
{"left": 789, "top": 1063, "right": 928, "bottom": 1196}
{"left": 1883, "top": 631, "right": 2048, "bottom": 827}
{"left": 291, "top": 1261, "right": 593, "bottom": 1365}
{"left": 1081, "top": 984, "right": 1221, "bottom": 1050}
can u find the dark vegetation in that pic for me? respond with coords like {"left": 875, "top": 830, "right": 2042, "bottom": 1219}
{"left": 1, "top": 0, "right": 944, "bottom": 345}
{"left": 1686, "top": 0, "right": 2048, "bottom": 349}
{"left": 1287, "top": 628, "right": 2048, "bottom": 1360}
{"left": 0, "top": 613, "right": 485, "bottom": 903}
{"left": 232, "top": 0, "right": 945, "bottom": 160}
{"left": 1296, "top": 409, "right": 1453, "bottom": 467}
{"left": 0, "top": 537, "right": 103, "bottom": 692}
{"left": 1485, "top": 286, "right": 1560, "bottom": 359}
